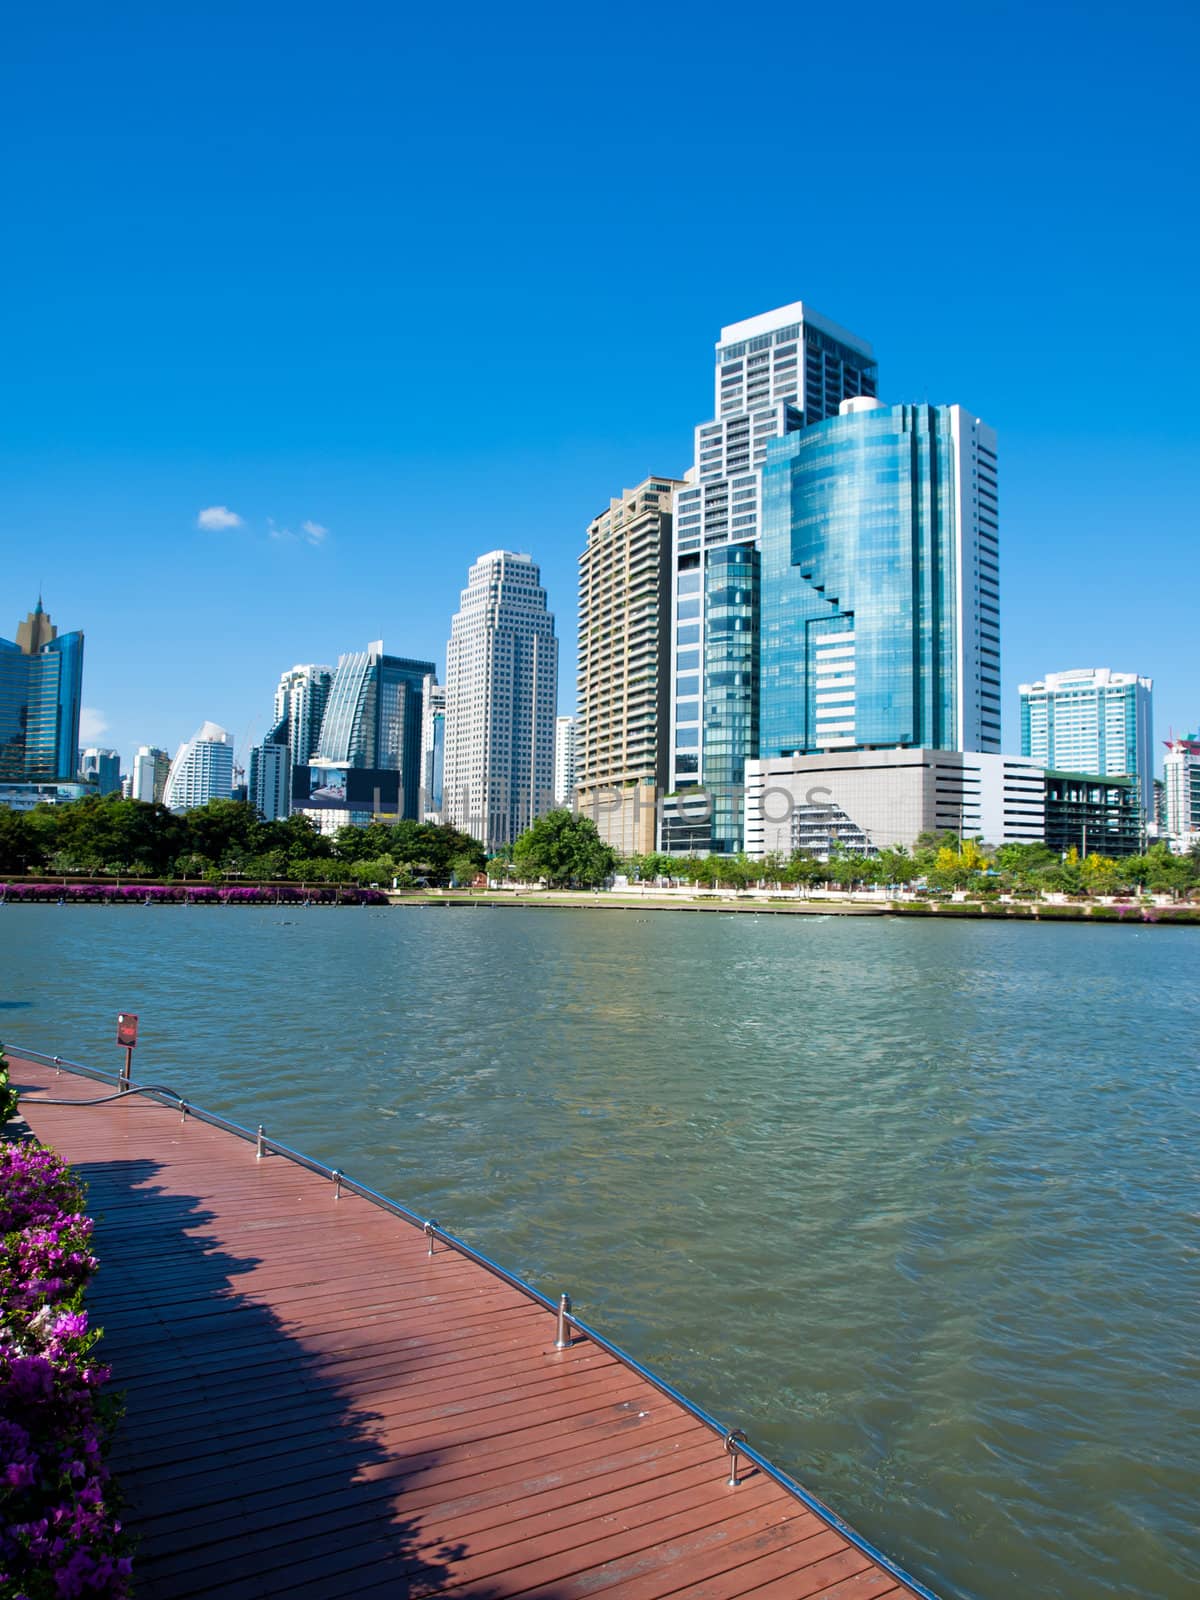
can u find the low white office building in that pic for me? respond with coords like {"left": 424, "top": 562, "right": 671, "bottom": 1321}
{"left": 744, "top": 749, "right": 1045, "bottom": 857}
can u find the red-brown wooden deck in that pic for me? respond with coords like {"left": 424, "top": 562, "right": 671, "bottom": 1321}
{"left": 12, "top": 1055, "right": 925, "bottom": 1600}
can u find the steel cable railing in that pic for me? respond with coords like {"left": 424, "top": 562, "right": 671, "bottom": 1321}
{"left": 10, "top": 1042, "right": 941, "bottom": 1600}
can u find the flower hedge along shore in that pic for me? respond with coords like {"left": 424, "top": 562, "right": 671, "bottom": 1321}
{"left": 0, "top": 883, "right": 388, "bottom": 905}
{"left": 0, "top": 1092, "right": 132, "bottom": 1600}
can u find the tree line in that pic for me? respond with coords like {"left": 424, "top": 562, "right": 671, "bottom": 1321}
{"left": 0, "top": 795, "right": 486, "bottom": 885}
{"left": 620, "top": 836, "right": 1200, "bottom": 898}
{"left": 4, "top": 795, "right": 1198, "bottom": 900}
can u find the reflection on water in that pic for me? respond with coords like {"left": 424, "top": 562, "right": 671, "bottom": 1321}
{"left": 2, "top": 905, "right": 1198, "bottom": 1600}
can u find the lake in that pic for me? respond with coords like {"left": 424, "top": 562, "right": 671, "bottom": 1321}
{"left": 2, "top": 904, "right": 1196, "bottom": 1600}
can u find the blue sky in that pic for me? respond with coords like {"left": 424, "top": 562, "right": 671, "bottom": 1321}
{"left": 2, "top": 1, "right": 1197, "bottom": 772}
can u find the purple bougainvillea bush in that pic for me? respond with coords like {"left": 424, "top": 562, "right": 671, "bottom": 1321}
{"left": 0, "top": 1143, "right": 132, "bottom": 1599}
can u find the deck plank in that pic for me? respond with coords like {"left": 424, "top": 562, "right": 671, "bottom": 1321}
{"left": 11, "top": 1056, "right": 928, "bottom": 1600}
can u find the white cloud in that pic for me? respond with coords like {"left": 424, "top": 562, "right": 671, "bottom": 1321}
{"left": 267, "top": 516, "right": 329, "bottom": 547}
{"left": 196, "top": 505, "right": 243, "bottom": 531}
{"left": 79, "top": 707, "right": 109, "bottom": 743}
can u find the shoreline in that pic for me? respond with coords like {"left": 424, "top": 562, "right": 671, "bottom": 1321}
{"left": 392, "top": 892, "right": 1200, "bottom": 926}
{"left": 2, "top": 884, "right": 1197, "bottom": 925}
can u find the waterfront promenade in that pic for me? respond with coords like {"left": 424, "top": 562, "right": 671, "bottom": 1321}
{"left": 12, "top": 1053, "right": 924, "bottom": 1600}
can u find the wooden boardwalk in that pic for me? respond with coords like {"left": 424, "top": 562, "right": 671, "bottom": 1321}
{"left": 12, "top": 1055, "right": 927, "bottom": 1600}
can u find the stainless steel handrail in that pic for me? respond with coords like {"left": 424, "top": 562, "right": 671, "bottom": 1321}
{"left": 10, "top": 1042, "right": 941, "bottom": 1600}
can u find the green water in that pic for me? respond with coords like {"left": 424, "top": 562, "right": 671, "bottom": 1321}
{"left": 2, "top": 905, "right": 1196, "bottom": 1600}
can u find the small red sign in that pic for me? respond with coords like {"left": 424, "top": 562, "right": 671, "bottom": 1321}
{"left": 116, "top": 1013, "right": 139, "bottom": 1049}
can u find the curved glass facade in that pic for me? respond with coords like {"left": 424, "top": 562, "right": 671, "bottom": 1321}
{"left": 313, "top": 647, "right": 435, "bottom": 819}
{"left": 760, "top": 403, "right": 986, "bottom": 760}
{"left": 318, "top": 651, "right": 377, "bottom": 765}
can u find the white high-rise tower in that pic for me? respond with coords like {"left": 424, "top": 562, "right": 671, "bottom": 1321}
{"left": 444, "top": 552, "right": 558, "bottom": 849}
{"left": 162, "top": 723, "right": 234, "bottom": 812}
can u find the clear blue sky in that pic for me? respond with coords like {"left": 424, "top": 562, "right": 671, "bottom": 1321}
{"left": 2, "top": 1, "right": 1197, "bottom": 772}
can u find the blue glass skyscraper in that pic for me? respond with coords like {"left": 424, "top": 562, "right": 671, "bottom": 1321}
{"left": 664, "top": 301, "right": 877, "bottom": 852}
{"left": 0, "top": 600, "right": 84, "bottom": 782}
{"left": 759, "top": 400, "right": 1000, "bottom": 759}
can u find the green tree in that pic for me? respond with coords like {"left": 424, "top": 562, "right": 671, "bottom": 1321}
{"left": 876, "top": 846, "right": 916, "bottom": 887}
{"left": 0, "top": 808, "right": 45, "bottom": 874}
{"left": 512, "top": 809, "right": 617, "bottom": 888}
{"left": 181, "top": 800, "right": 260, "bottom": 869}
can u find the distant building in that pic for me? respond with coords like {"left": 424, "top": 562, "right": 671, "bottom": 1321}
{"left": 274, "top": 664, "right": 333, "bottom": 762}
{"left": 554, "top": 715, "right": 577, "bottom": 808}
{"left": 131, "top": 746, "right": 171, "bottom": 804}
{"left": 745, "top": 750, "right": 1044, "bottom": 858}
{"left": 1043, "top": 770, "right": 1141, "bottom": 858}
{"left": 577, "top": 476, "right": 684, "bottom": 855}
{"left": 291, "top": 643, "right": 435, "bottom": 831}
{"left": 0, "top": 781, "right": 90, "bottom": 812}
{"left": 1020, "top": 669, "right": 1153, "bottom": 822}
{"left": 444, "top": 551, "right": 558, "bottom": 849}
{"left": 162, "top": 722, "right": 235, "bottom": 811}
{"left": 0, "top": 598, "right": 84, "bottom": 783}
{"left": 248, "top": 742, "right": 289, "bottom": 821}
{"left": 1162, "top": 733, "right": 1200, "bottom": 847}
{"left": 79, "top": 747, "right": 121, "bottom": 795}
{"left": 420, "top": 676, "right": 445, "bottom": 819}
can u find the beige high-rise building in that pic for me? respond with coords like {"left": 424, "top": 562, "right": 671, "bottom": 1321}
{"left": 577, "top": 476, "right": 685, "bottom": 856}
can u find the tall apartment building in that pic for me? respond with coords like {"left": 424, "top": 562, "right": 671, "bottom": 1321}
{"left": 444, "top": 551, "right": 558, "bottom": 850}
{"left": 0, "top": 599, "right": 84, "bottom": 783}
{"left": 79, "top": 747, "right": 121, "bottom": 794}
{"left": 162, "top": 722, "right": 235, "bottom": 811}
{"left": 131, "top": 746, "right": 171, "bottom": 804}
{"left": 760, "top": 399, "right": 1001, "bottom": 759}
{"left": 577, "top": 477, "right": 684, "bottom": 854}
{"left": 1019, "top": 669, "right": 1153, "bottom": 821}
{"left": 667, "top": 303, "right": 877, "bottom": 852}
{"left": 554, "top": 715, "right": 577, "bottom": 808}
{"left": 274, "top": 665, "right": 333, "bottom": 759}
{"left": 248, "top": 741, "right": 289, "bottom": 821}
{"left": 1163, "top": 733, "right": 1200, "bottom": 843}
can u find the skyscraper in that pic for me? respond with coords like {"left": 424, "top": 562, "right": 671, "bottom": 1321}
{"left": 162, "top": 723, "right": 235, "bottom": 811}
{"left": 576, "top": 476, "right": 684, "bottom": 854}
{"left": 759, "top": 399, "right": 1001, "bottom": 759}
{"left": 554, "top": 715, "right": 577, "bottom": 808}
{"left": 444, "top": 552, "right": 558, "bottom": 849}
{"left": 248, "top": 741, "right": 290, "bottom": 821}
{"left": 302, "top": 643, "right": 434, "bottom": 826}
{"left": 1019, "top": 669, "right": 1153, "bottom": 822}
{"left": 667, "top": 303, "right": 877, "bottom": 852}
{"left": 0, "top": 599, "right": 84, "bottom": 783}
{"left": 131, "top": 746, "right": 171, "bottom": 803}
{"left": 273, "top": 664, "right": 333, "bottom": 763}
{"left": 79, "top": 748, "right": 121, "bottom": 795}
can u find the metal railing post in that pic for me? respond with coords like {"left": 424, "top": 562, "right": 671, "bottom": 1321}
{"left": 555, "top": 1292, "right": 573, "bottom": 1350}
{"left": 725, "top": 1428, "right": 747, "bottom": 1487}
{"left": 424, "top": 1219, "right": 439, "bottom": 1256}
{"left": 180, "top": 1101, "right": 189, "bottom": 1124}
{"left": 256, "top": 1124, "right": 265, "bottom": 1159}
{"left": 332, "top": 1169, "right": 342, "bottom": 1200}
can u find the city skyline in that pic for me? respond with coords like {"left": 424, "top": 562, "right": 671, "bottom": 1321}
{"left": 3, "top": 6, "right": 1197, "bottom": 773}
